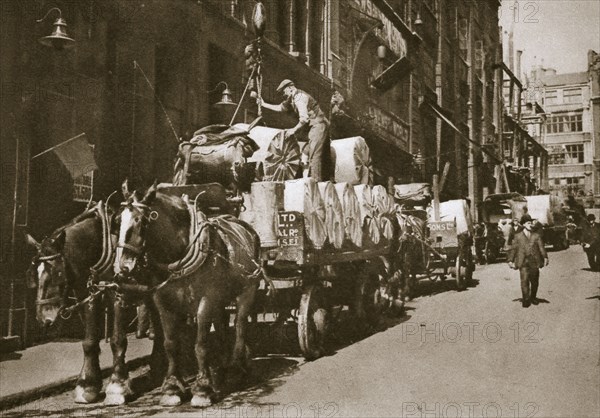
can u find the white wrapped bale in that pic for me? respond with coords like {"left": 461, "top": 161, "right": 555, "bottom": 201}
{"left": 334, "top": 183, "right": 362, "bottom": 247}
{"left": 245, "top": 182, "right": 284, "bottom": 247}
{"left": 284, "top": 178, "right": 327, "bottom": 249}
{"left": 234, "top": 124, "right": 301, "bottom": 181}
{"left": 318, "top": 181, "right": 345, "bottom": 249}
{"left": 238, "top": 192, "right": 254, "bottom": 224}
{"left": 378, "top": 214, "right": 396, "bottom": 242}
{"left": 330, "top": 137, "right": 373, "bottom": 185}
{"left": 525, "top": 195, "right": 565, "bottom": 226}
{"left": 372, "top": 185, "right": 395, "bottom": 216}
{"left": 354, "top": 184, "right": 381, "bottom": 245}
{"left": 428, "top": 199, "right": 474, "bottom": 236}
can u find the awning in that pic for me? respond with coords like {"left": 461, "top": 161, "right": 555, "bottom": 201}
{"left": 371, "top": 0, "right": 417, "bottom": 40}
{"left": 422, "top": 100, "right": 502, "bottom": 164}
{"left": 370, "top": 56, "right": 411, "bottom": 90}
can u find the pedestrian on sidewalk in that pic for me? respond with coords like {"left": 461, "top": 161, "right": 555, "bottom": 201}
{"left": 508, "top": 214, "right": 549, "bottom": 308}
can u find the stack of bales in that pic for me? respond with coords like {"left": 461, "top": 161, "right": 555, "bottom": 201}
{"left": 244, "top": 133, "right": 402, "bottom": 250}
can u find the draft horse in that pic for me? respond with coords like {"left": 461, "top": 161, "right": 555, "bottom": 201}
{"left": 115, "top": 181, "right": 262, "bottom": 407}
{"left": 25, "top": 201, "right": 164, "bottom": 405}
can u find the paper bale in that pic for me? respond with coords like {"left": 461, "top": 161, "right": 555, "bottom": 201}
{"left": 245, "top": 182, "right": 284, "bottom": 247}
{"left": 330, "top": 137, "right": 373, "bottom": 185}
{"left": 235, "top": 124, "right": 301, "bottom": 181}
{"left": 354, "top": 184, "right": 381, "bottom": 245}
{"left": 318, "top": 181, "right": 345, "bottom": 249}
{"left": 284, "top": 178, "right": 327, "bottom": 249}
{"left": 334, "top": 182, "right": 362, "bottom": 247}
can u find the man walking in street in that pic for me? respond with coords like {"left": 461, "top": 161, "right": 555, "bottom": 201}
{"left": 258, "top": 79, "right": 331, "bottom": 181}
{"left": 508, "top": 214, "right": 549, "bottom": 308}
{"left": 582, "top": 213, "right": 600, "bottom": 271}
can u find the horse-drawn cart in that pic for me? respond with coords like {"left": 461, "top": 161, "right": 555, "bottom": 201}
{"left": 259, "top": 209, "right": 390, "bottom": 359}
{"left": 425, "top": 200, "right": 475, "bottom": 289}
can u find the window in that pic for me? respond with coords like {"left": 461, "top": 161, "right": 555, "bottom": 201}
{"left": 458, "top": 17, "right": 468, "bottom": 60}
{"left": 549, "top": 149, "right": 565, "bottom": 165}
{"left": 563, "top": 88, "right": 581, "bottom": 104}
{"left": 546, "top": 113, "right": 583, "bottom": 134}
{"left": 474, "top": 40, "right": 484, "bottom": 78}
{"left": 544, "top": 90, "right": 558, "bottom": 105}
{"left": 565, "top": 144, "right": 584, "bottom": 164}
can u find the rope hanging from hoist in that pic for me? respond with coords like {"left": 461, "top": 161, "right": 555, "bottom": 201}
{"left": 230, "top": 1, "right": 266, "bottom": 125}
{"left": 253, "top": 1, "right": 266, "bottom": 117}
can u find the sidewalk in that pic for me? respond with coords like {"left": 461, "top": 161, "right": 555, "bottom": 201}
{"left": 0, "top": 334, "right": 153, "bottom": 409}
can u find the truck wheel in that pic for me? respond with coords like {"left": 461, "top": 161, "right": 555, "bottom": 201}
{"left": 298, "top": 284, "right": 328, "bottom": 360}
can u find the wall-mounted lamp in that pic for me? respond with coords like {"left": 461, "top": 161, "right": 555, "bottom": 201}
{"left": 377, "top": 45, "right": 387, "bottom": 60}
{"left": 414, "top": 11, "right": 423, "bottom": 26}
{"left": 211, "top": 82, "right": 238, "bottom": 109}
{"left": 36, "top": 8, "right": 75, "bottom": 50}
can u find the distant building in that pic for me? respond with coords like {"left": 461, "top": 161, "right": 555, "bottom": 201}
{"left": 525, "top": 51, "right": 600, "bottom": 207}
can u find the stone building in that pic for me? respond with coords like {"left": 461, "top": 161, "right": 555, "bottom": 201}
{"left": 524, "top": 51, "right": 600, "bottom": 206}
{"left": 1, "top": 0, "right": 509, "bottom": 347}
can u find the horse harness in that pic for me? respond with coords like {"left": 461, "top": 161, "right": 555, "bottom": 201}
{"left": 117, "top": 195, "right": 265, "bottom": 293}
{"left": 31, "top": 201, "right": 117, "bottom": 319}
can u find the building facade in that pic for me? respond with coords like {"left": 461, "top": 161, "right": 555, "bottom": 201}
{"left": 524, "top": 51, "right": 600, "bottom": 207}
{"left": 2, "top": 0, "right": 512, "bottom": 346}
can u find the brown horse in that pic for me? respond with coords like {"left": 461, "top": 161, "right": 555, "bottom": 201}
{"left": 25, "top": 202, "right": 164, "bottom": 405}
{"left": 114, "top": 181, "right": 261, "bottom": 407}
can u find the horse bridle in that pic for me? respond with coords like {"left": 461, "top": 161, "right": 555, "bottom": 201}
{"left": 31, "top": 252, "right": 70, "bottom": 313}
{"left": 116, "top": 200, "right": 158, "bottom": 264}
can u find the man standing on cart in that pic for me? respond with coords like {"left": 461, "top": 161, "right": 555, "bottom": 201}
{"left": 257, "top": 79, "right": 331, "bottom": 181}
{"left": 508, "top": 214, "right": 549, "bottom": 307}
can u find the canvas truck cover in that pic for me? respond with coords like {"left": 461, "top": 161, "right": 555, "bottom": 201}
{"left": 393, "top": 183, "right": 432, "bottom": 206}
{"left": 525, "top": 195, "right": 567, "bottom": 226}
{"left": 428, "top": 199, "right": 474, "bottom": 236}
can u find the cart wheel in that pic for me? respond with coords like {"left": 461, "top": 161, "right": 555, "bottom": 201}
{"left": 355, "top": 274, "right": 382, "bottom": 331}
{"left": 298, "top": 284, "right": 328, "bottom": 360}
{"left": 455, "top": 257, "right": 466, "bottom": 289}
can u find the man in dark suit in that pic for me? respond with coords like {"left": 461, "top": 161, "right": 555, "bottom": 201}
{"left": 508, "top": 214, "right": 549, "bottom": 307}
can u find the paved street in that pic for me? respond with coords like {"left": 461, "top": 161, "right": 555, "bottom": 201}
{"left": 2, "top": 246, "right": 598, "bottom": 417}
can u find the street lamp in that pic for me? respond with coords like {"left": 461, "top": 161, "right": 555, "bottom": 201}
{"left": 36, "top": 8, "right": 75, "bottom": 50}
{"left": 211, "top": 82, "right": 238, "bottom": 109}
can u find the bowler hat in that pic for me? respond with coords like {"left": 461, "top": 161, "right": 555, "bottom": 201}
{"left": 588, "top": 214, "right": 596, "bottom": 222}
{"left": 276, "top": 79, "right": 294, "bottom": 93}
{"left": 520, "top": 214, "right": 533, "bottom": 224}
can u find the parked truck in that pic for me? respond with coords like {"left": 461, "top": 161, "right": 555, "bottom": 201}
{"left": 525, "top": 195, "right": 570, "bottom": 250}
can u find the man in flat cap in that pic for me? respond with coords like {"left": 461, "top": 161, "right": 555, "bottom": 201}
{"left": 258, "top": 79, "right": 331, "bottom": 181}
{"left": 508, "top": 214, "right": 549, "bottom": 307}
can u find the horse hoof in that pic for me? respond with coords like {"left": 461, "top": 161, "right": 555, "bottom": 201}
{"left": 160, "top": 394, "right": 182, "bottom": 406}
{"left": 104, "top": 381, "right": 131, "bottom": 406}
{"left": 74, "top": 385, "right": 100, "bottom": 404}
{"left": 191, "top": 394, "right": 213, "bottom": 408}
{"left": 104, "top": 393, "right": 126, "bottom": 406}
